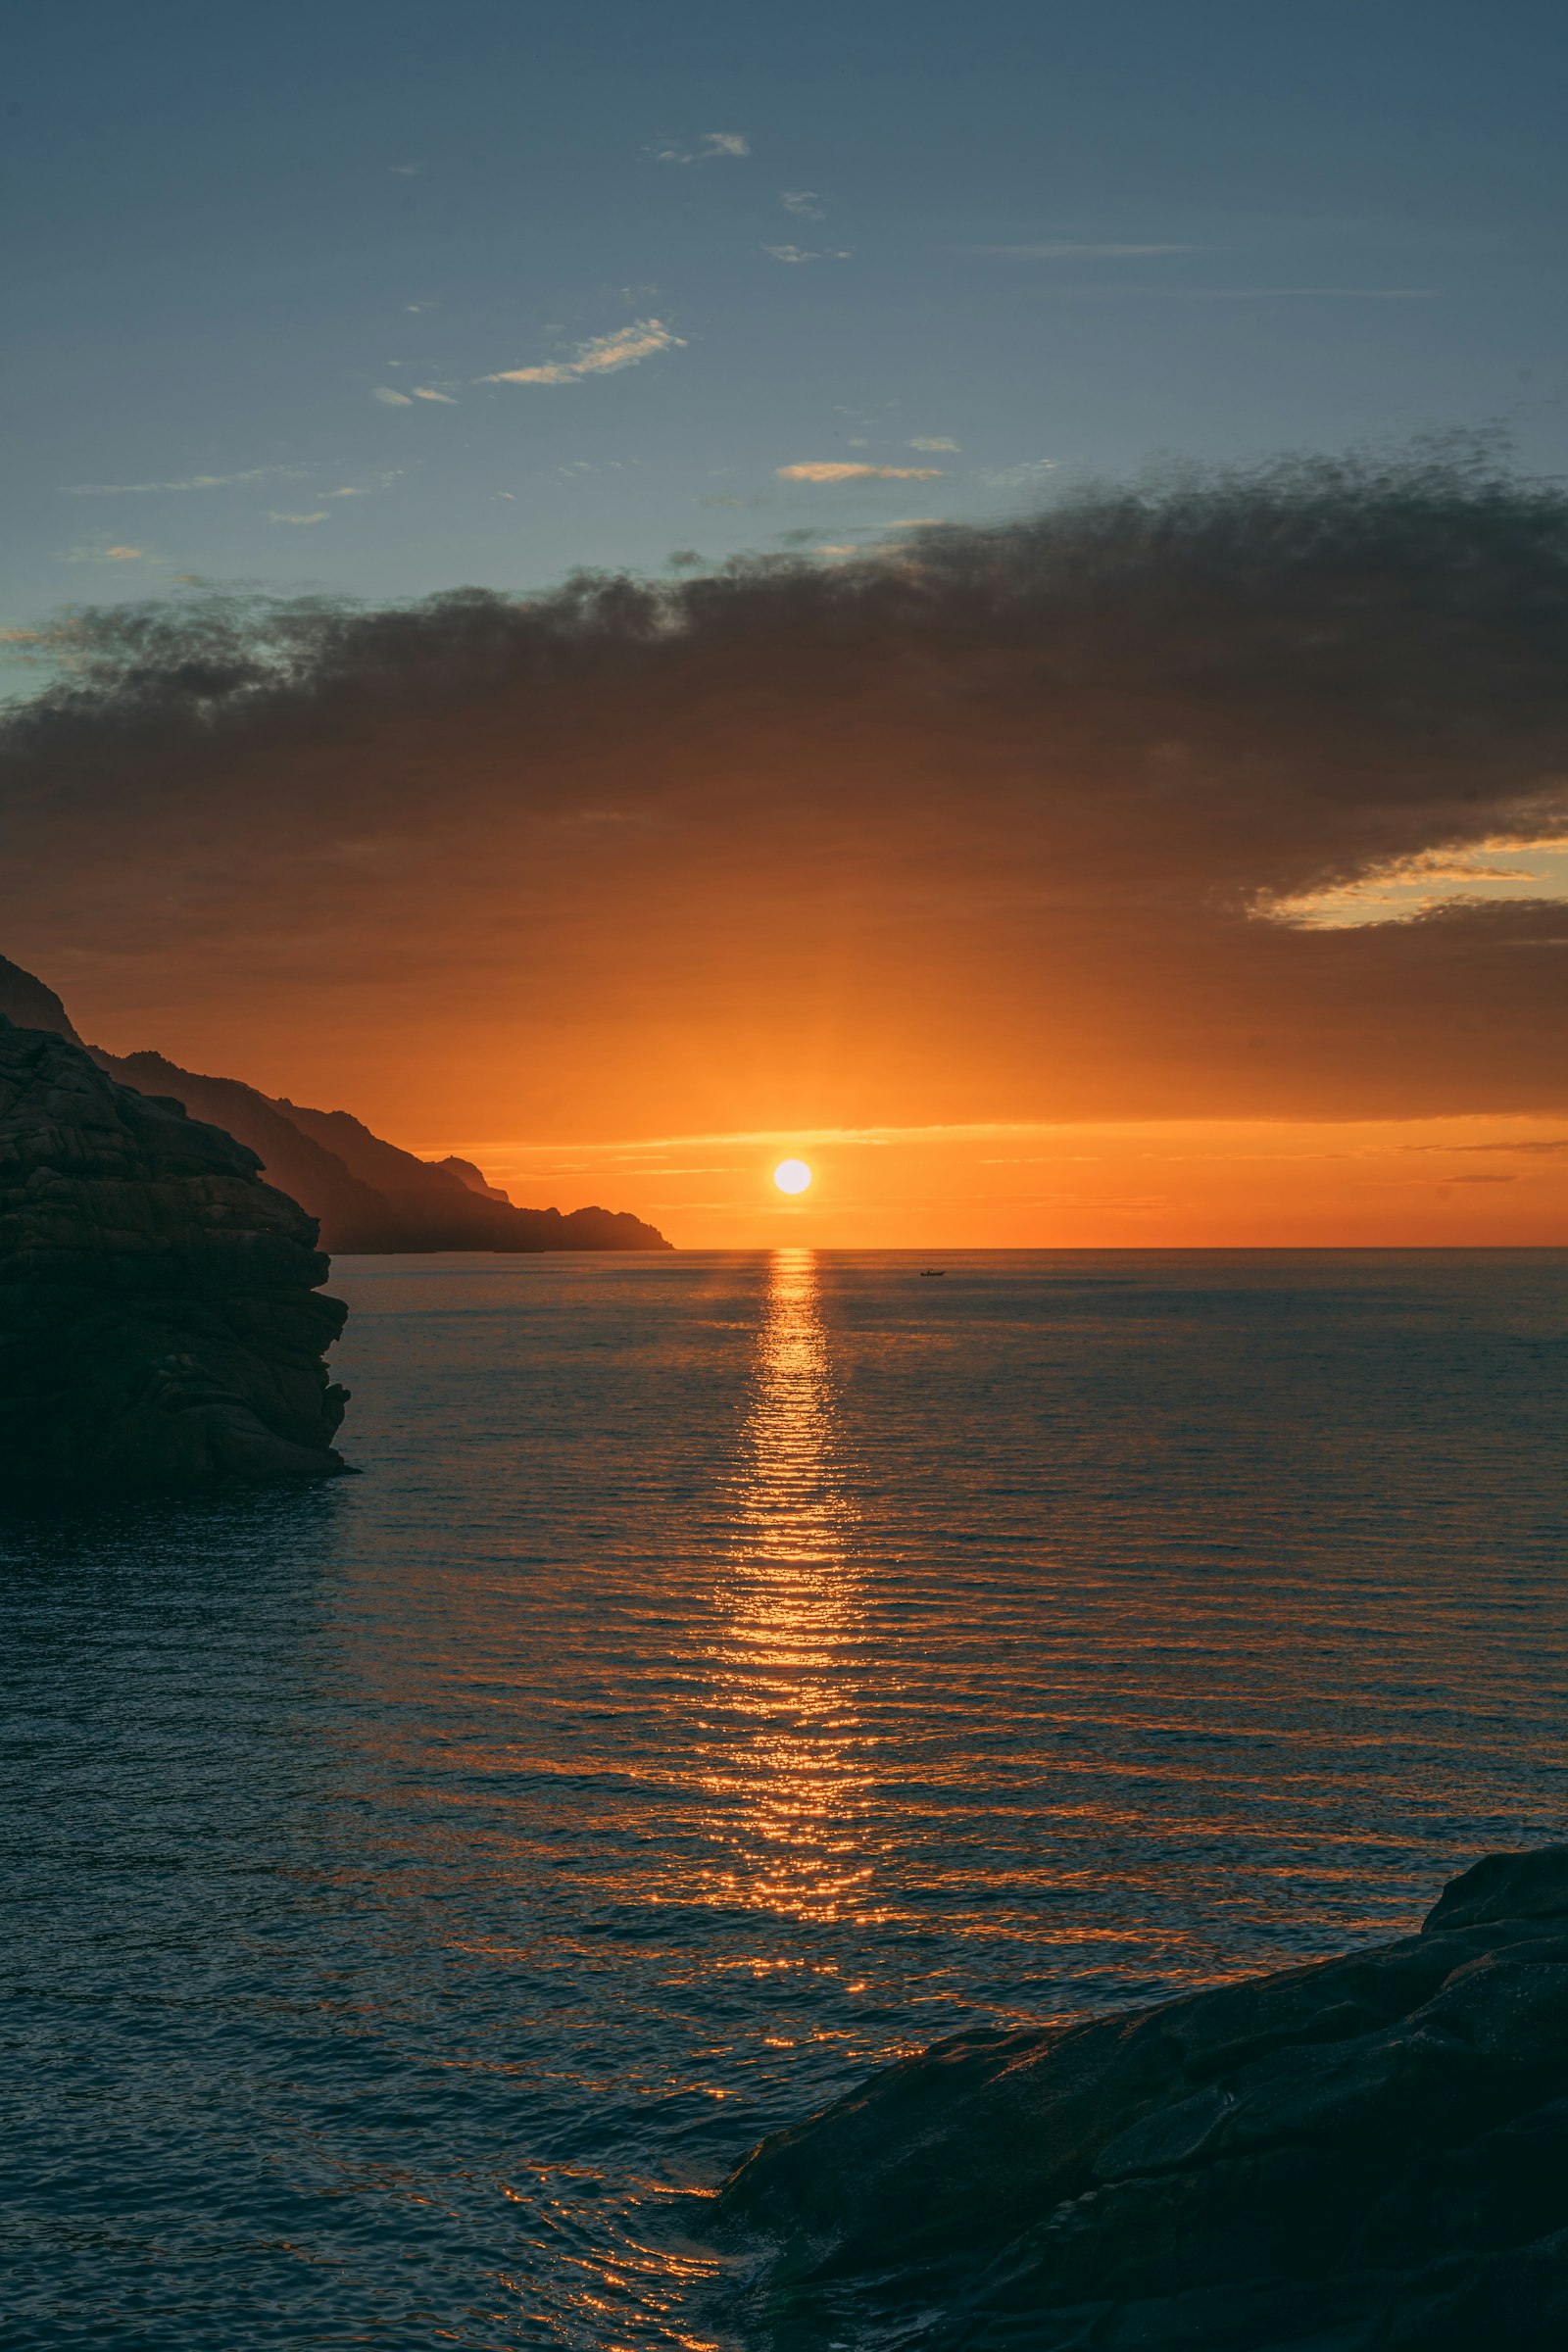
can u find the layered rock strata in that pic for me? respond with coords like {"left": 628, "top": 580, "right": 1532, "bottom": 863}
{"left": 0, "top": 1018, "right": 348, "bottom": 1490}
{"left": 720, "top": 1845, "right": 1568, "bottom": 2350}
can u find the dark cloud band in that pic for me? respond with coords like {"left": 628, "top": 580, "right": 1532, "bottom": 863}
{"left": 5, "top": 440, "right": 1566, "bottom": 1121}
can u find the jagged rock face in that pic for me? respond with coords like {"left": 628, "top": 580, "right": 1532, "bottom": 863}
{"left": 719, "top": 1845, "right": 1568, "bottom": 2351}
{"left": 0, "top": 1018, "right": 349, "bottom": 1491}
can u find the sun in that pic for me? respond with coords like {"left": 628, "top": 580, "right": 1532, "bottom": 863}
{"left": 772, "top": 1157, "right": 812, "bottom": 1195}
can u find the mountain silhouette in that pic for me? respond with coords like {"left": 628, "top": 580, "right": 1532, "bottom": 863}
{"left": 434, "top": 1154, "right": 511, "bottom": 1201}
{"left": 0, "top": 957, "right": 668, "bottom": 1252}
{"left": 0, "top": 954, "right": 84, "bottom": 1048}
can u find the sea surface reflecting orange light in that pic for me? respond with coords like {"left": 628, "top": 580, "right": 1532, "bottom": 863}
{"left": 697, "top": 1250, "right": 876, "bottom": 1922}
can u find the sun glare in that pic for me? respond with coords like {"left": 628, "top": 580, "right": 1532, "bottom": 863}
{"left": 773, "top": 1158, "right": 813, "bottom": 1195}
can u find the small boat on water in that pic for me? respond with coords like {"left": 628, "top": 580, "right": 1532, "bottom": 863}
{"left": 919, "top": 1267, "right": 946, "bottom": 1277}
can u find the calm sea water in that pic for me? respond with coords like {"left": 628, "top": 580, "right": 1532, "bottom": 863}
{"left": 4, "top": 1250, "right": 1567, "bottom": 2349}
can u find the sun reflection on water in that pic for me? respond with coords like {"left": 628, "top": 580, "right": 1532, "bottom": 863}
{"left": 700, "top": 1250, "right": 877, "bottom": 1922}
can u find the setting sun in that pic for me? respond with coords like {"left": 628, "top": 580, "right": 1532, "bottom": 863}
{"left": 772, "top": 1158, "right": 813, "bottom": 1195}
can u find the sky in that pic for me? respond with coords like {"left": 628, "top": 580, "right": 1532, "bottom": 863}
{"left": 4, "top": 0, "right": 1568, "bottom": 1245}
{"left": 10, "top": 0, "right": 1568, "bottom": 624}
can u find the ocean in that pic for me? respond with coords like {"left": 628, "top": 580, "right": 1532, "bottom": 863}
{"left": 4, "top": 1249, "right": 1566, "bottom": 2349}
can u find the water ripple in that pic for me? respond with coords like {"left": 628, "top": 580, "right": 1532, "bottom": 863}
{"left": 3, "top": 1249, "right": 1566, "bottom": 2346}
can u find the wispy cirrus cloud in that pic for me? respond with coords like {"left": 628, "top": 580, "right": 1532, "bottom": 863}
{"left": 1403, "top": 1137, "right": 1568, "bottom": 1154}
{"left": 778, "top": 462, "right": 943, "bottom": 483}
{"left": 481, "top": 319, "right": 685, "bottom": 386}
{"left": 373, "top": 386, "right": 415, "bottom": 406}
{"left": 762, "top": 242, "right": 851, "bottom": 265}
{"left": 269, "top": 511, "right": 330, "bottom": 526}
{"left": 978, "top": 457, "right": 1057, "bottom": 489}
{"left": 908, "top": 437, "right": 960, "bottom": 453}
{"left": 323, "top": 469, "right": 404, "bottom": 499}
{"left": 650, "top": 130, "right": 749, "bottom": 164}
{"left": 66, "top": 466, "right": 303, "bottom": 495}
{"left": 411, "top": 386, "right": 458, "bottom": 403}
{"left": 966, "top": 240, "right": 1199, "bottom": 258}
{"left": 1030, "top": 284, "right": 1437, "bottom": 301}
{"left": 780, "top": 189, "right": 824, "bottom": 219}
{"left": 318, "top": 469, "right": 404, "bottom": 501}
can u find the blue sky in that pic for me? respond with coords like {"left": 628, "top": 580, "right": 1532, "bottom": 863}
{"left": 8, "top": 0, "right": 1568, "bottom": 673}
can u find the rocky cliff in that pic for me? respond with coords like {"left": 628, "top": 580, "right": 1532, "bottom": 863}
{"left": 720, "top": 1845, "right": 1568, "bottom": 2350}
{"left": 0, "top": 1018, "right": 348, "bottom": 1491}
{"left": 90, "top": 1051, "right": 412, "bottom": 1250}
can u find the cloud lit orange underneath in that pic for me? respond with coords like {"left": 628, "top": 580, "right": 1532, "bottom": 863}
{"left": 12, "top": 449, "right": 1567, "bottom": 1250}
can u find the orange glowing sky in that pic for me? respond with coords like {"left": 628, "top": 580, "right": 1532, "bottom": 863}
{"left": 443, "top": 1117, "right": 1568, "bottom": 1250}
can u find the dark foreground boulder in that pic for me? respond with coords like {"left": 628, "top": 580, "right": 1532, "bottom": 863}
{"left": 719, "top": 1846, "right": 1568, "bottom": 2350}
{"left": 0, "top": 1018, "right": 349, "bottom": 1491}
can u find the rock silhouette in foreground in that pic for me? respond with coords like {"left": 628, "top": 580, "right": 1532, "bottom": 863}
{"left": 720, "top": 1846, "right": 1568, "bottom": 2350}
{"left": 0, "top": 1018, "right": 348, "bottom": 1491}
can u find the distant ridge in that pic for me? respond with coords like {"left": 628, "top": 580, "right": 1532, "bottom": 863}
{"left": 0, "top": 956, "right": 667, "bottom": 1252}
{"left": 0, "top": 955, "right": 84, "bottom": 1049}
{"left": 437, "top": 1154, "right": 511, "bottom": 1201}
{"left": 95, "top": 1052, "right": 669, "bottom": 1252}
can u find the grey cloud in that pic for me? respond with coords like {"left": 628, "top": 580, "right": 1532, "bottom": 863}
{"left": 6, "top": 439, "right": 1568, "bottom": 1121}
